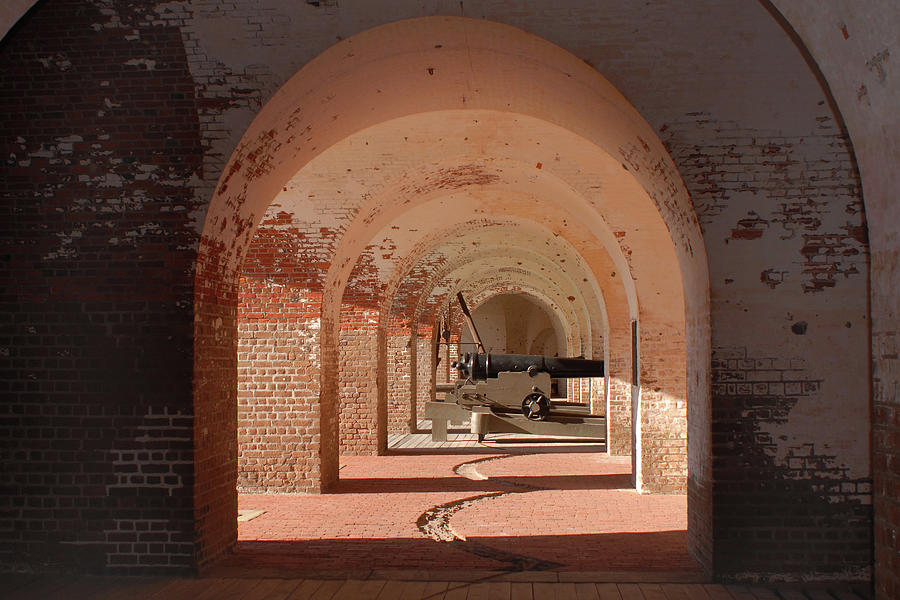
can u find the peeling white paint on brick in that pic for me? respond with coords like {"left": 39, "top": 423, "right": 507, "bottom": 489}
{"left": 124, "top": 57, "right": 157, "bottom": 70}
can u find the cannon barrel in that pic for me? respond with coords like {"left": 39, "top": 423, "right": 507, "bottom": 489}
{"left": 451, "top": 352, "right": 604, "bottom": 380}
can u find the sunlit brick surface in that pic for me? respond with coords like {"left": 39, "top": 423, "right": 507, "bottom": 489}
{"left": 230, "top": 452, "right": 697, "bottom": 574}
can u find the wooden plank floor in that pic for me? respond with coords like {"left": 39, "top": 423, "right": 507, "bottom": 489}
{"left": 388, "top": 420, "right": 478, "bottom": 450}
{"left": 0, "top": 575, "right": 873, "bottom": 600}
{"left": 387, "top": 420, "right": 606, "bottom": 451}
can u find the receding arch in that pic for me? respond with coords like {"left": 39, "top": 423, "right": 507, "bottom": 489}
{"left": 463, "top": 285, "right": 578, "bottom": 356}
{"left": 195, "top": 15, "right": 709, "bottom": 570}
{"left": 374, "top": 231, "right": 609, "bottom": 447}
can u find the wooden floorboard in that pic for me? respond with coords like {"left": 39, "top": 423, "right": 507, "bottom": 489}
{"left": 640, "top": 583, "right": 670, "bottom": 600}
{"left": 666, "top": 583, "right": 701, "bottom": 600}
{"left": 595, "top": 583, "right": 624, "bottom": 600}
{"left": 803, "top": 590, "right": 834, "bottom": 600}
{"left": 376, "top": 580, "right": 411, "bottom": 599}
{"left": 92, "top": 577, "right": 174, "bottom": 600}
{"left": 397, "top": 580, "right": 431, "bottom": 600}
{"left": 572, "top": 583, "right": 599, "bottom": 600}
{"left": 616, "top": 583, "right": 645, "bottom": 600}
{"left": 421, "top": 581, "right": 450, "bottom": 599}
{"left": 486, "top": 581, "right": 512, "bottom": 600}
{"left": 532, "top": 582, "right": 557, "bottom": 600}
{"left": 191, "top": 578, "right": 254, "bottom": 600}
{"left": 510, "top": 581, "right": 534, "bottom": 600}
{"left": 831, "top": 587, "right": 870, "bottom": 600}
{"left": 0, "top": 576, "right": 874, "bottom": 600}
{"left": 152, "top": 578, "right": 212, "bottom": 600}
{"left": 555, "top": 582, "right": 579, "bottom": 600}
{"left": 331, "top": 578, "right": 386, "bottom": 600}
{"left": 255, "top": 578, "right": 305, "bottom": 599}
{"left": 700, "top": 584, "right": 734, "bottom": 600}
{"left": 286, "top": 579, "right": 327, "bottom": 599}
{"left": 443, "top": 582, "right": 471, "bottom": 600}
{"left": 308, "top": 579, "right": 344, "bottom": 600}
{"left": 724, "top": 585, "right": 756, "bottom": 600}
{"left": 677, "top": 584, "right": 712, "bottom": 600}
{"left": 745, "top": 586, "right": 781, "bottom": 600}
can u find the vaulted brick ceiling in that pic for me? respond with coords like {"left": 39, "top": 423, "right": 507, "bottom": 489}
{"left": 252, "top": 107, "right": 677, "bottom": 347}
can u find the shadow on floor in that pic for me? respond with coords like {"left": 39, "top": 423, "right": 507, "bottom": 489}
{"left": 332, "top": 473, "right": 633, "bottom": 494}
{"left": 211, "top": 531, "right": 701, "bottom": 577}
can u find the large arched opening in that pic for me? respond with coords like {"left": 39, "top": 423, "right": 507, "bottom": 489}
{"left": 196, "top": 15, "right": 709, "bottom": 571}
{"left": 377, "top": 220, "right": 612, "bottom": 434}
{"left": 0, "top": 0, "right": 880, "bottom": 586}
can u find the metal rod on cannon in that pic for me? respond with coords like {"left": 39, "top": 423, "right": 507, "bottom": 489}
{"left": 456, "top": 292, "right": 485, "bottom": 353}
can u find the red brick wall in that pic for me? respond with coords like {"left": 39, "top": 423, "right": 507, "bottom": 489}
{"left": 566, "top": 378, "right": 603, "bottom": 406}
{"left": 338, "top": 307, "right": 378, "bottom": 456}
{"left": 194, "top": 242, "right": 240, "bottom": 571}
{"left": 387, "top": 328, "right": 412, "bottom": 435}
{"left": 763, "top": 2, "right": 900, "bottom": 594}
{"left": 710, "top": 347, "right": 872, "bottom": 574}
{"left": 664, "top": 113, "right": 871, "bottom": 578}
{"left": 433, "top": 313, "right": 462, "bottom": 387}
{"left": 605, "top": 328, "right": 633, "bottom": 457}
{"left": 635, "top": 322, "right": 688, "bottom": 493}
{"left": 873, "top": 333, "right": 900, "bottom": 598}
{"left": 236, "top": 282, "right": 322, "bottom": 493}
{"left": 0, "top": 1, "right": 201, "bottom": 574}
{"left": 235, "top": 220, "right": 325, "bottom": 493}
{"left": 236, "top": 231, "right": 386, "bottom": 469}
{"left": 415, "top": 334, "right": 433, "bottom": 425}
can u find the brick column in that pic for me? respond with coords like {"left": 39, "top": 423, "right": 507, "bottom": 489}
{"left": 635, "top": 321, "right": 687, "bottom": 494}
{"left": 605, "top": 324, "right": 633, "bottom": 456}
{"left": 338, "top": 307, "right": 379, "bottom": 456}
{"left": 386, "top": 324, "right": 412, "bottom": 436}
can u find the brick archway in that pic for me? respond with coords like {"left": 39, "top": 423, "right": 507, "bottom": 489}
{"left": 195, "top": 16, "right": 709, "bottom": 570}
{"left": 0, "top": 0, "right": 881, "bottom": 582}
{"left": 376, "top": 230, "right": 607, "bottom": 445}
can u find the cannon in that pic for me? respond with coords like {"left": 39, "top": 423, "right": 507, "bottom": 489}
{"left": 423, "top": 293, "right": 607, "bottom": 442}
{"left": 449, "top": 352, "right": 604, "bottom": 420}
{"left": 452, "top": 352, "right": 605, "bottom": 381}
{"left": 426, "top": 351, "right": 607, "bottom": 442}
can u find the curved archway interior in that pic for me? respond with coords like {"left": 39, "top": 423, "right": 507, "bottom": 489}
{"left": 218, "top": 16, "right": 705, "bottom": 573}
{"left": 0, "top": 0, "right": 877, "bottom": 584}
{"left": 461, "top": 292, "right": 568, "bottom": 357}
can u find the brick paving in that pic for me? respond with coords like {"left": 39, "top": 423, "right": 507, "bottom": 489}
{"left": 227, "top": 447, "right": 700, "bottom": 576}
{"left": 4, "top": 447, "right": 873, "bottom": 598}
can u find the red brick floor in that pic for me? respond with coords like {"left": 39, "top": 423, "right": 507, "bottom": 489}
{"left": 227, "top": 449, "right": 701, "bottom": 576}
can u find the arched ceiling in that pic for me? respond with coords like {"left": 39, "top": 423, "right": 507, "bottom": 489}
{"left": 259, "top": 107, "right": 685, "bottom": 338}
{"left": 383, "top": 222, "right": 603, "bottom": 322}
{"left": 222, "top": 15, "right": 706, "bottom": 490}
{"left": 208, "top": 17, "right": 704, "bottom": 342}
{"left": 458, "top": 272, "right": 586, "bottom": 354}
{"left": 465, "top": 291, "right": 570, "bottom": 357}
{"left": 423, "top": 257, "right": 590, "bottom": 352}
